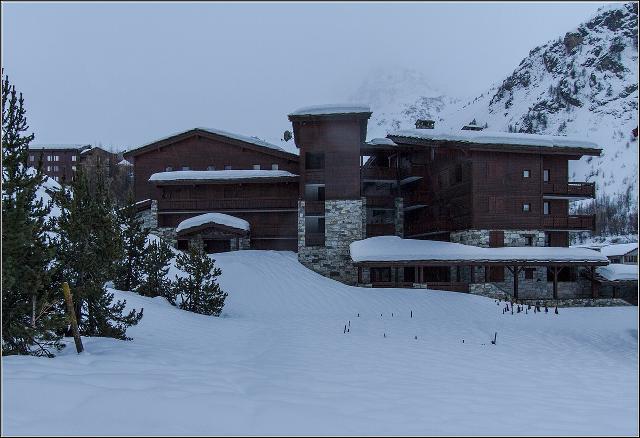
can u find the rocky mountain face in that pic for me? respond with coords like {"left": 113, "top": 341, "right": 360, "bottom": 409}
{"left": 443, "top": 2, "right": 638, "bottom": 200}
{"left": 353, "top": 3, "right": 638, "bottom": 205}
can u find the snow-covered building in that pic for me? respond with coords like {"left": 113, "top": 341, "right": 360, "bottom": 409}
{"left": 28, "top": 144, "right": 91, "bottom": 182}
{"left": 598, "top": 242, "right": 638, "bottom": 265}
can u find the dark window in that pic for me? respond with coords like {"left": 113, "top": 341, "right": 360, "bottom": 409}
{"left": 305, "top": 152, "right": 325, "bottom": 170}
{"left": 524, "top": 235, "right": 534, "bottom": 246}
{"left": 455, "top": 164, "right": 463, "bottom": 183}
{"left": 317, "top": 186, "right": 325, "bottom": 201}
{"left": 489, "top": 230, "right": 504, "bottom": 248}
{"left": 271, "top": 163, "right": 279, "bottom": 170}
{"left": 371, "top": 267, "right": 391, "bottom": 283}
{"left": 548, "top": 267, "right": 576, "bottom": 282}
{"left": 523, "top": 169, "right": 530, "bottom": 178}
{"left": 489, "top": 266, "right": 505, "bottom": 282}
{"left": 545, "top": 233, "right": 551, "bottom": 247}
{"left": 543, "top": 169, "right": 550, "bottom": 182}
{"left": 177, "top": 240, "right": 189, "bottom": 250}
{"left": 523, "top": 203, "right": 531, "bottom": 212}
{"left": 524, "top": 268, "right": 535, "bottom": 280}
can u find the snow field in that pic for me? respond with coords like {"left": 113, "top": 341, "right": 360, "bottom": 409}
{"left": 3, "top": 251, "right": 638, "bottom": 435}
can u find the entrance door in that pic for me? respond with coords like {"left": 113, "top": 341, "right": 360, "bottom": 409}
{"left": 204, "top": 239, "right": 230, "bottom": 254}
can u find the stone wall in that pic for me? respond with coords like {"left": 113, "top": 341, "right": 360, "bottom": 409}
{"left": 298, "top": 199, "right": 364, "bottom": 285}
{"left": 450, "top": 229, "right": 546, "bottom": 248}
{"left": 394, "top": 197, "right": 404, "bottom": 237}
{"left": 137, "top": 199, "right": 158, "bottom": 231}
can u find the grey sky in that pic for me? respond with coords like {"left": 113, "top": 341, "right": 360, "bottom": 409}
{"left": 2, "top": 1, "right": 609, "bottom": 151}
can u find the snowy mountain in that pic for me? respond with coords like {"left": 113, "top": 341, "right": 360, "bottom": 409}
{"left": 349, "top": 68, "right": 462, "bottom": 139}
{"left": 441, "top": 2, "right": 638, "bottom": 198}
{"left": 352, "top": 3, "right": 638, "bottom": 200}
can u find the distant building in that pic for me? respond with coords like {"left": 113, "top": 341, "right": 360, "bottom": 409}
{"left": 28, "top": 144, "right": 91, "bottom": 183}
{"left": 415, "top": 119, "right": 435, "bottom": 129}
{"left": 599, "top": 243, "right": 638, "bottom": 264}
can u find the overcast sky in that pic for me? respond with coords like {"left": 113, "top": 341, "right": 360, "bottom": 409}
{"left": 2, "top": 1, "right": 609, "bottom": 151}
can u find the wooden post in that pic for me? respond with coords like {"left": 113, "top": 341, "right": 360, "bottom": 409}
{"left": 552, "top": 266, "right": 558, "bottom": 300}
{"left": 62, "top": 282, "right": 84, "bottom": 354}
{"left": 590, "top": 266, "right": 598, "bottom": 298}
{"left": 513, "top": 265, "right": 519, "bottom": 300}
{"left": 470, "top": 265, "right": 476, "bottom": 284}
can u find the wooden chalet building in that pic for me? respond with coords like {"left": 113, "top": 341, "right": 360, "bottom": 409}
{"left": 125, "top": 105, "right": 612, "bottom": 301}
{"left": 123, "top": 128, "right": 300, "bottom": 251}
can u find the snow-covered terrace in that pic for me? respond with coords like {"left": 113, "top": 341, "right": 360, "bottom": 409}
{"left": 595, "top": 264, "right": 638, "bottom": 282}
{"left": 149, "top": 169, "right": 298, "bottom": 184}
{"left": 350, "top": 236, "right": 609, "bottom": 266}
{"left": 387, "top": 129, "right": 601, "bottom": 154}
{"left": 176, "top": 213, "right": 250, "bottom": 236}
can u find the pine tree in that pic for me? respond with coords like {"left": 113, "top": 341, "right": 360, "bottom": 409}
{"left": 138, "top": 238, "right": 174, "bottom": 301}
{"left": 173, "top": 246, "right": 227, "bottom": 316}
{"left": 1, "top": 71, "right": 64, "bottom": 357}
{"left": 114, "top": 191, "right": 147, "bottom": 292}
{"left": 56, "top": 164, "right": 142, "bottom": 340}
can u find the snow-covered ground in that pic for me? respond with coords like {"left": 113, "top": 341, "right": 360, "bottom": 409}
{"left": 3, "top": 251, "right": 638, "bottom": 435}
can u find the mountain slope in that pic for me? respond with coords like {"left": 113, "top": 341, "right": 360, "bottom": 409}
{"left": 441, "top": 2, "right": 638, "bottom": 198}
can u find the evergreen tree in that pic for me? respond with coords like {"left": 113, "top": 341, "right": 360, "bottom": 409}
{"left": 173, "top": 246, "right": 227, "bottom": 316}
{"left": 113, "top": 191, "right": 147, "bottom": 292}
{"left": 56, "top": 164, "right": 142, "bottom": 340}
{"left": 1, "top": 71, "right": 64, "bottom": 357}
{"left": 138, "top": 238, "right": 174, "bottom": 301}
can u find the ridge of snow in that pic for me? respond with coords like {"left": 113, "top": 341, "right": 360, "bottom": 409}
{"left": 599, "top": 242, "right": 638, "bottom": 257}
{"left": 350, "top": 236, "right": 609, "bottom": 263}
{"left": 289, "top": 104, "right": 371, "bottom": 117}
{"left": 389, "top": 128, "right": 600, "bottom": 150}
{"left": 596, "top": 263, "right": 638, "bottom": 281}
{"left": 149, "top": 169, "right": 298, "bottom": 182}
{"left": 29, "top": 144, "right": 89, "bottom": 150}
{"left": 176, "top": 212, "right": 250, "bottom": 234}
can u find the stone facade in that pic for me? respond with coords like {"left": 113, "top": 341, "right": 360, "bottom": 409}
{"left": 298, "top": 199, "right": 364, "bottom": 285}
{"left": 450, "top": 229, "right": 546, "bottom": 248}
{"left": 394, "top": 197, "right": 404, "bottom": 237}
{"left": 138, "top": 200, "right": 159, "bottom": 231}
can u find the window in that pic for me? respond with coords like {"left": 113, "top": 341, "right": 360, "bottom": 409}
{"left": 176, "top": 240, "right": 189, "bottom": 251}
{"left": 522, "top": 203, "right": 531, "bottom": 212}
{"left": 29, "top": 155, "right": 35, "bottom": 161}
{"left": 543, "top": 169, "right": 550, "bottom": 182}
{"left": 523, "top": 169, "right": 530, "bottom": 178}
{"left": 625, "top": 255, "right": 638, "bottom": 263}
{"left": 524, "top": 268, "right": 535, "bottom": 280}
{"left": 72, "top": 165, "right": 77, "bottom": 172}
{"left": 271, "top": 163, "right": 279, "bottom": 170}
{"left": 46, "top": 166, "right": 51, "bottom": 172}
{"left": 165, "top": 166, "right": 173, "bottom": 172}
{"left": 52, "top": 176, "right": 59, "bottom": 182}
{"left": 305, "top": 152, "right": 325, "bottom": 170}
{"left": 454, "top": 164, "right": 463, "bottom": 183}
{"left": 224, "top": 165, "right": 232, "bottom": 170}
{"left": 54, "top": 155, "right": 60, "bottom": 162}
{"left": 53, "top": 165, "right": 59, "bottom": 172}
{"left": 543, "top": 201, "right": 550, "bottom": 215}
{"left": 253, "top": 164, "right": 261, "bottom": 170}
{"left": 545, "top": 233, "right": 551, "bottom": 247}
{"left": 370, "top": 267, "right": 392, "bottom": 283}
{"left": 181, "top": 166, "right": 190, "bottom": 171}
{"left": 71, "top": 155, "right": 77, "bottom": 162}
{"left": 47, "top": 155, "right": 52, "bottom": 162}
{"left": 207, "top": 166, "right": 215, "bottom": 171}
{"left": 524, "top": 235, "right": 534, "bottom": 246}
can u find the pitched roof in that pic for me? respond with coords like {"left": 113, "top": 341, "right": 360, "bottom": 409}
{"left": 124, "top": 128, "right": 298, "bottom": 160}
{"left": 599, "top": 242, "right": 638, "bottom": 257}
{"left": 29, "top": 144, "right": 91, "bottom": 151}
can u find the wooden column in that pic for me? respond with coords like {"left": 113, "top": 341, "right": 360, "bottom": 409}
{"left": 470, "top": 265, "right": 476, "bottom": 283}
{"left": 513, "top": 265, "right": 519, "bottom": 299}
{"left": 590, "top": 266, "right": 598, "bottom": 298}
{"left": 552, "top": 266, "right": 559, "bottom": 300}
{"left": 357, "top": 266, "right": 362, "bottom": 284}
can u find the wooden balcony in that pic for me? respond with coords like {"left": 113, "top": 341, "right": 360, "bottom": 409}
{"left": 158, "top": 198, "right": 298, "bottom": 211}
{"left": 304, "top": 201, "right": 325, "bottom": 215}
{"left": 365, "top": 196, "right": 395, "bottom": 209}
{"left": 362, "top": 166, "right": 397, "bottom": 181}
{"left": 543, "top": 181, "right": 595, "bottom": 199}
{"left": 305, "top": 232, "right": 325, "bottom": 247}
{"left": 542, "top": 215, "right": 596, "bottom": 231}
{"left": 405, "top": 215, "right": 472, "bottom": 236}
{"left": 366, "top": 223, "right": 396, "bottom": 237}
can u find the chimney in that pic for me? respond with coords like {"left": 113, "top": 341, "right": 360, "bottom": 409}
{"left": 415, "top": 119, "right": 435, "bottom": 129}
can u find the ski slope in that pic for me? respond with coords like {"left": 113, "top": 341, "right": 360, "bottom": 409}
{"left": 3, "top": 251, "right": 638, "bottom": 435}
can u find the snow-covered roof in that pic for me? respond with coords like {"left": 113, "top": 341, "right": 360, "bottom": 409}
{"left": 388, "top": 129, "right": 601, "bottom": 151}
{"left": 176, "top": 213, "right": 250, "bottom": 234}
{"left": 596, "top": 264, "right": 638, "bottom": 282}
{"left": 350, "top": 236, "right": 609, "bottom": 264}
{"left": 117, "top": 158, "right": 133, "bottom": 166}
{"left": 29, "top": 144, "right": 90, "bottom": 151}
{"left": 149, "top": 169, "right": 298, "bottom": 183}
{"left": 599, "top": 243, "right": 638, "bottom": 257}
{"left": 366, "top": 138, "right": 398, "bottom": 146}
{"left": 126, "top": 127, "right": 291, "bottom": 157}
{"left": 289, "top": 104, "right": 371, "bottom": 117}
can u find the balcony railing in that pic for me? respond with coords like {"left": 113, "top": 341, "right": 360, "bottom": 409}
{"left": 365, "top": 196, "right": 395, "bottom": 209}
{"left": 542, "top": 215, "right": 596, "bottom": 231}
{"left": 543, "top": 181, "right": 595, "bottom": 198}
{"left": 405, "top": 215, "right": 472, "bottom": 236}
{"left": 362, "top": 166, "right": 397, "bottom": 181}
{"left": 305, "top": 233, "right": 325, "bottom": 247}
{"left": 304, "top": 201, "right": 325, "bottom": 215}
{"left": 158, "top": 198, "right": 298, "bottom": 211}
{"left": 366, "top": 223, "right": 396, "bottom": 237}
